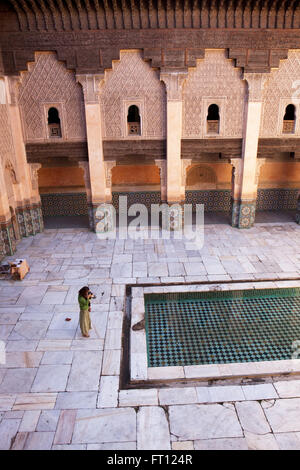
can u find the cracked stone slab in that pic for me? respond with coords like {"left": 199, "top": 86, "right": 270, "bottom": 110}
{"left": 263, "top": 398, "right": 300, "bottom": 433}
{"left": 72, "top": 408, "right": 136, "bottom": 444}
{"left": 137, "top": 406, "right": 171, "bottom": 450}
{"left": 273, "top": 380, "right": 300, "bottom": 398}
{"left": 169, "top": 404, "right": 243, "bottom": 440}
{"left": 235, "top": 401, "right": 271, "bottom": 434}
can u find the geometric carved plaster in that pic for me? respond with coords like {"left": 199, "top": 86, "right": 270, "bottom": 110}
{"left": 100, "top": 51, "right": 166, "bottom": 140}
{"left": 182, "top": 50, "right": 246, "bottom": 139}
{"left": 260, "top": 51, "right": 300, "bottom": 138}
{"left": 18, "top": 52, "right": 86, "bottom": 142}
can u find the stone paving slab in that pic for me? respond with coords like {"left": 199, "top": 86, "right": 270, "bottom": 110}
{"left": 137, "top": 406, "right": 170, "bottom": 450}
{"left": 194, "top": 438, "right": 248, "bottom": 450}
{"left": 263, "top": 398, "right": 300, "bottom": 433}
{"left": 169, "top": 404, "right": 243, "bottom": 440}
{"left": 1, "top": 224, "right": 300, "bottom": 449}
{"left": 72, "top": 408, "right": 136, "bottom": 444}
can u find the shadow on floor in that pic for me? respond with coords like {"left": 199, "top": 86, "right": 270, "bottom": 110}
{"left": 43, "top": 216, "right": 90, "bottom": 229}
{"left": 255, "top": 210, "right": 297, "bottom": 224}
{"left": 43, "top": 210, "right": 297, "bottom": 230}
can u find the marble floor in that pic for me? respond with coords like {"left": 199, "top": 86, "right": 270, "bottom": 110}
{"left": 1, "top": 220, "right": 300, "bottom": 450}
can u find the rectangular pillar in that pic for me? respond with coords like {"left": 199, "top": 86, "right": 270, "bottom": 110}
{"left": 160, "top": 72, "right": 187, "bottom": 204}
{"left": 76, "top": 74, "right": 107, "bottom": 231}
{"left": 231, "top": 73, "right": 267, "bottom": 228}
{"left": 6, "top": 76, "right": 44, "bottom": 237}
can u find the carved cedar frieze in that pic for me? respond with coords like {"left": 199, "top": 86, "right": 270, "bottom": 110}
{"left": 4, "top": 1, "right": 300, "bottom": 32}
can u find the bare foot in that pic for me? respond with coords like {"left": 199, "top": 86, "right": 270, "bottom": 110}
{"left": 83, "top": 334, "right": 90, "bottom": 338}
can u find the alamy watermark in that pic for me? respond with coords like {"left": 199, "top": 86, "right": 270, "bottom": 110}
{"left": 0, "top": 341, "right": 5, "bottom": 365}
{"left": 94, "top": 196, "right": 204, "bottom": 248}
{"left": 291, "top": 340, "right": 300, "bottom": 359}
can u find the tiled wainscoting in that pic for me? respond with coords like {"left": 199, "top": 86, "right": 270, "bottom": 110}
{"left": 0, "top": 204, "right": 44, "bottom": 259}
{"left": 40, "top": 193, "right": 89, "bottom": 217}
{"left": 186, "top": 190, "right": 231, "bottom": 212}
{"left": 256, "top": 189, "right": 299, "bottom": 211}
{"left": 40, "top": 190, "right": 299, "bottom": 220}
{"left": 112, "top": 191, "right": 162, "bottom": 212}
{"left": 186, "top": 189, "right": 299, "bottom": 213}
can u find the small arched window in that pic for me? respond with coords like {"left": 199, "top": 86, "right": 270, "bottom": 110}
{"left": 127, "top": 105, "right": 141, "bottom": 136}
{"left": 48, "top": 107, "right": 62, "bottom": 138}
{"left": 207, "top": 104, "right": 220, "bottom": 134}
{"left": 283, "top": 104, "right": 296, "bottom": 134}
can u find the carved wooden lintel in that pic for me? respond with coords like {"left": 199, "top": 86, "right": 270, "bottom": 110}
{"left": 244, "top": 73, "right": 268, "bottom": 102}
{"left": 160, "top": 71, "right": 188, "bottom": 101}
{"left": 76, "top": 73, "right": 105, "bottom": 104}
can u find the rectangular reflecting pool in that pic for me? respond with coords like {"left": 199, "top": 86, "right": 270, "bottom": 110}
{"left": 144, "top": 288, "right": 300, "bottom": 368}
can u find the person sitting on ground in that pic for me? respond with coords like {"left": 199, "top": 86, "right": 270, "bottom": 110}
{"left": 78, "top": 286, "right": 92, "bottom": 338}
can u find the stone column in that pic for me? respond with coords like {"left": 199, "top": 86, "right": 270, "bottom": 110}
{"left": 104, "top": 161, "right": 117, "bottom": 202}
{"left": 0, "top": 160, "right": 13, "bottom": 259}
{"left": 6, "top": 77, "right": 32, "bottom": 203}
{"left": 76, "top": 74, "right": 107, "bottom": 231}
{"left": 6, "top": 76, "right": 43, "bottom": 237}
{"left": 154, "top": 159, "right": 167, "bottom": 202}
{"left": 231, "top": 157, "right": 266, "bottom": 227}
{"left": 181, "top": 159, "right": 192, "bottom": 200}
{"left": 160, "top": 71, "right": 187, "bottom": 204}
{"left": 231, "top": 73, "right": 267, "bottom": 228}
{"left": 78, "top": 161, "right": 93, "bottom": 229}
{"left": 28, "top": 163, "right": 44, "bottom": 233}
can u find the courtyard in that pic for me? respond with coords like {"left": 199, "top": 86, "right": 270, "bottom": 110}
{"left": 1, "top": 220, "right": 300, "bottom": 450}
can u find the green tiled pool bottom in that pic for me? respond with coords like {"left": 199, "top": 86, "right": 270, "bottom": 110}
{"left": 144, "top": 288, "right": 300, "bottom": 368}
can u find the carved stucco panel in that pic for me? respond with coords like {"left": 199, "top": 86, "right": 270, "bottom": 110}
{"left": 260, "top": 50, "right": 300, "bottom": 137}
{"left": 0, "top": 103, "right": 16, "bottom": 164}
{"left": 182, "top": 49, "right": 246, "bottom": 139}
{"left": 100, "top": 51, "right": 166, "bottom": 139}
{"left": 18, "top": 52, "right": 86, "bottom": 142}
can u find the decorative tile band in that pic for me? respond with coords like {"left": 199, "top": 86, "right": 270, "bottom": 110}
{"left": 40, "top": 193, "right": 89, "bottom": 217}
{"left": 296, "top": 197, "right": 300, "bottom": 225}
{"left": 232, "top": 199, "right": 256, "bottom": 229}
{"left": 186, "top": 190, "right": 231, "bottom": 212}
{"left": 0, "top": 223, "right": 15, "bottom": 258}
{"left": 256, "top": 188, "right": 299, "bottom": 211}
{"left": 112, "top": 191, "right": 161, "bottom": 212}
{"left": 186, "top": 189, "right": 299, "bottom": 213}
{"left": 0, "top": 204, "right": 44, "bottom": 261}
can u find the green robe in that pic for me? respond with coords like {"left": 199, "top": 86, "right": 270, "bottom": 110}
{"left": 78, "top": 295, "right": 91, "bottom": 336}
